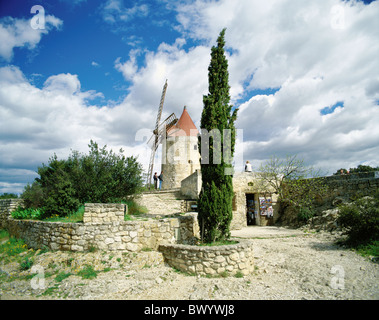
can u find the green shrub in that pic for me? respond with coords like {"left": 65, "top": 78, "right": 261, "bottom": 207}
{"left": 125, "top": 200, "right": 147, "bottom": 215}
{"left": 0, "top": 235, "right": 28, "bottom": 259}
{"left": 297, "top": 207, "right": 316, "bottom": 222}
{"left": 20, "top": 257, "right": 33, "bottom": 270}
{"left": 38, "top": 161, "right": 80, "bottom": 217}
{"left": 55, "top": 271, "right": 72, "bottom": 283}
{"left": 0, "top": 193, "right": 19, "bottom": 199}
{"left": 337, "top": 191, "right": 379, "bottom": 246}
{"left": 77, "top": 265, "right": 98, "bottom": 279}
{"left": 22, "top": 182, "right": 44, "bottom": 209}
{"left": 11, "top": 207, "right": 45, "bottom": 220}
{"left": 21, "top": 140, "right": 143, "bottom": 219}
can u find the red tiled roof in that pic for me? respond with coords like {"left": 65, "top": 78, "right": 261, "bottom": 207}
{"left": 168, "top": 106, "right": 198, "bottom": 137}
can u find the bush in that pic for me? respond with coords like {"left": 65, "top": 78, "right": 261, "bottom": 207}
{"left": 0, "top": 193, "right": 19, "bottom": 199}
{"left": 337, "top": 191, "right": 379, "bottom": 246}
{"left": 297, "top": 207, "right": 316, "bottom": 223}
{"left": 64, "top": 140, "right": 143, "bottom": 204}
{"left": 77, "top": 265, "right": 98, "bottom": 279}
{"left": 125, "top": 200, "right": 148, "bottom": 216}
{"left": 20, "top": 257, "right": 33, "bottom": 270}
{"left": 11, "top": 207, "right": 45, "bottom": 220}
{"left": 22, "top": 181, "right": 44, "bottom": 209}
{"left": 22, "top": 140, "right": 143, "bottom": 219}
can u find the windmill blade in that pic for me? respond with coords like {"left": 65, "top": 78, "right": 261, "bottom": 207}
{"left": 146, "top": 132, "right": 158, "bottom": 149}
{"left": 146, "top": 80, "right": 168, "bottom": 188}
{"left": 146, "top": 113, "right": 178, "bottom": 149}
{"left": 154, "top": 79, "right": 168, "bottom": 133}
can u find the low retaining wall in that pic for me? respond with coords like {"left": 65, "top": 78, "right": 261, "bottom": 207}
{"left": 0, "top": 200, "right": 199, "bottom": 252}
{"left": 159, "top": 240, "right": 254, "bottom": 276}
{"left": 0, "top": 198, "right": 23, "bottom": 229}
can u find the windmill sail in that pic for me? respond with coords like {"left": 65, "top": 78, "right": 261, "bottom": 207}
{"left": 146, "top": 80, "right": 168, "bottom": 187}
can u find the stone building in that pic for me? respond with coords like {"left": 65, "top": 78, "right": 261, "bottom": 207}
{"left": 180, "top": 170, "right": 278, "bottom": 229}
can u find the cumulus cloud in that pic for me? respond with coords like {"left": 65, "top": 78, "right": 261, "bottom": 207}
{"left": 0, "top": 66, "right": 154, "bottom": 193}
{"left": 169, "top": 0, "right": 379, "bottom": 173}
{"left": 108, "top": 0, "right": 379, "bottom": 174}
{"left": 115, "top": 38, "right": 210, "bottom": 126}
{"left": 1, "top": 0, "right": 379, "bottom": 193}
{"left": 0, "top": 15, "right": 62, "bottom": 61}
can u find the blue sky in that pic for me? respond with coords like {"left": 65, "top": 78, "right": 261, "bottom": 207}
{"left": 1, "top": 0, "right": 183, "bottom": 104}
{"left": 1, "top": 0, "right": 379, "bottom": 194}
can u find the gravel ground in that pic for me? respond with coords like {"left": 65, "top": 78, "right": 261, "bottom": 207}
{"left": 0, "top": 229, "right": 378, "bottom": 300}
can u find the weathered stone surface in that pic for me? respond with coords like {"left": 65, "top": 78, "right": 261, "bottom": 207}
{"left": 159, "top": 240, "right": 254, "bottom": 276}
{"left": 0, "top": 201, "right": 199, "bottom": 253}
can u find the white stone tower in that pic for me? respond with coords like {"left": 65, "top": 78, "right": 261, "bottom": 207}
{"left": 161, "top": 106, "right": 201, "bottom": 189}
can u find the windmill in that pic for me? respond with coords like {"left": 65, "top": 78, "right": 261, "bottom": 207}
{"left": 146, "top": 80, "right": 178, "bottom": 188}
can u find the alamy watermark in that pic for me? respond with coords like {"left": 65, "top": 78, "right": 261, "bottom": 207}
{"left": 30, "top": 264, "right": 45, "bottom": 290}
{"left": 136, "top": 127, "right": 244, "bottom": 176}
{"left": 330, "top": 265, "right": 345, "bottom": 290}
{"left": 330, "top": 5, "right": 345, "bottom": 30}
{"left": 30, "top": 5, "right": 45, "bottom": 30}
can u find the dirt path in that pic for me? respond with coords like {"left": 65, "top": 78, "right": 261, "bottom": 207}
{"left": 1, "top": 229, "right": 378, "bottom": 300}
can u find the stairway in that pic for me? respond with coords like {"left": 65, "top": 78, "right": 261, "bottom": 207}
{"left": 134, "top": 189, "right": 190, "bottom": 216}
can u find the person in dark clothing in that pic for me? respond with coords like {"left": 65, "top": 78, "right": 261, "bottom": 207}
{"left": 153, "top": 172, "right": 158, "bottom": 190}
{"left": 158, "top": 171, "right": 163, "bottom": 190}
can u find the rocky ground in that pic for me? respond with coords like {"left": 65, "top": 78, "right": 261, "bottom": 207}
{"left": 0, "top": 228, "right": 378, "bottom": 300}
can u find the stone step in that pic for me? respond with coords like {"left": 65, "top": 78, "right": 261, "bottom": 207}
{"left": 134, "top": 189, "right": 192, "bottom": 215}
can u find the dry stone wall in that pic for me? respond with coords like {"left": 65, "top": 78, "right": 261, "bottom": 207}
{"left": 159, "top": 240, "right": 254, "bottom": 276}
{"left": 280, "top": 173, "right": 379, "bottom": 226}
{"left": 0, "top": 200, "right": 199, "bottom": 253}
{"left": 0, "top": 198, "right": 23, "bottom": 229}
{"left": 83, "top": 203, "right": 126, "bottom": 224}
{"left": 320, "top": 173, "right": 379, "bottom": 202}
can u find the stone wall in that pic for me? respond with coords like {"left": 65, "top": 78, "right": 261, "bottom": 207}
{"left": 83, "top": 203, "right": 126, "bottom": 224}
{"left": 0, "top": 198, "right": 23, "bottom": 229}
{"left": 0, "top": 200, "right": 200, "bottom": 252}
{"left": 280, "top": 173, "right": 379, "bottom": 226}
{"left": 133, "top": 190, "right": 184, "bottom": 216}
{"left": 180, "top": 170, "right": 201, "bottom": 200}
{"left": 159, "top": 240, "right": 254, "bottom": 276}
{"left": 320, "top": 172, "right": 379, "bottom": 203}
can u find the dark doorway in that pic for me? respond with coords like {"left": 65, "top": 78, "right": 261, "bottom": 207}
{"left": 246, "top": 193, "right": 256, "bottom": 225}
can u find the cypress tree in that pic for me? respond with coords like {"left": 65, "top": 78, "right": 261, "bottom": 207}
{"left": 198, "top": 29, "right": 238, "bottom": 243}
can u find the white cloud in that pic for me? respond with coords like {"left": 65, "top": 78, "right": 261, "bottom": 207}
{"left": 108, "top": 0, "right": 379, "bottom": 175}
{"left": 169, "top": 0, "right": 379, "bottom": 173}
{"left": 0, "top": 66, "right": 155, "bottom": 193}
{"left": 101, "top": 0, "right": 149, "bottom": 24}
{"left": 1, "top": 0, "right": 379, "bottom": 193}
{"left": 115, "top": 38, "right": 210, "bottom": 126}
{"left": 43, "top": 73, "right": 81, "bottom": 95}
{"left": 0, "top": 15, "right": 62, "bottom": 61}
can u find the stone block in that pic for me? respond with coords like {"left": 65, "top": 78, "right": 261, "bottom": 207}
{"left": 104, "top": 238, "right": 114, "bottom": 244}
{"left": 130, "top": 231, "right": 138, "bottom": 238}
{"left": 214, "top": 255, "right": 226, "bottom": 263}
{"left": 126, "top": 243, "right": 139, "bottom": 252}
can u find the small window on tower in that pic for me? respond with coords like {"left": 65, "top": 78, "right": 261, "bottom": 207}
{"left": 194, "top": 145, "right": 197, "bottom": 150}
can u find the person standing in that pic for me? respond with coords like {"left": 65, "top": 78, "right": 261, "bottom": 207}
{"left": 245, "top": 160, "right": 252, "bottom": 172}
{"left": 153, "top": 172, "right": 158, "bottom": 190}
{"left": 158, "top": 171, "right": 164, "bottom": 190}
